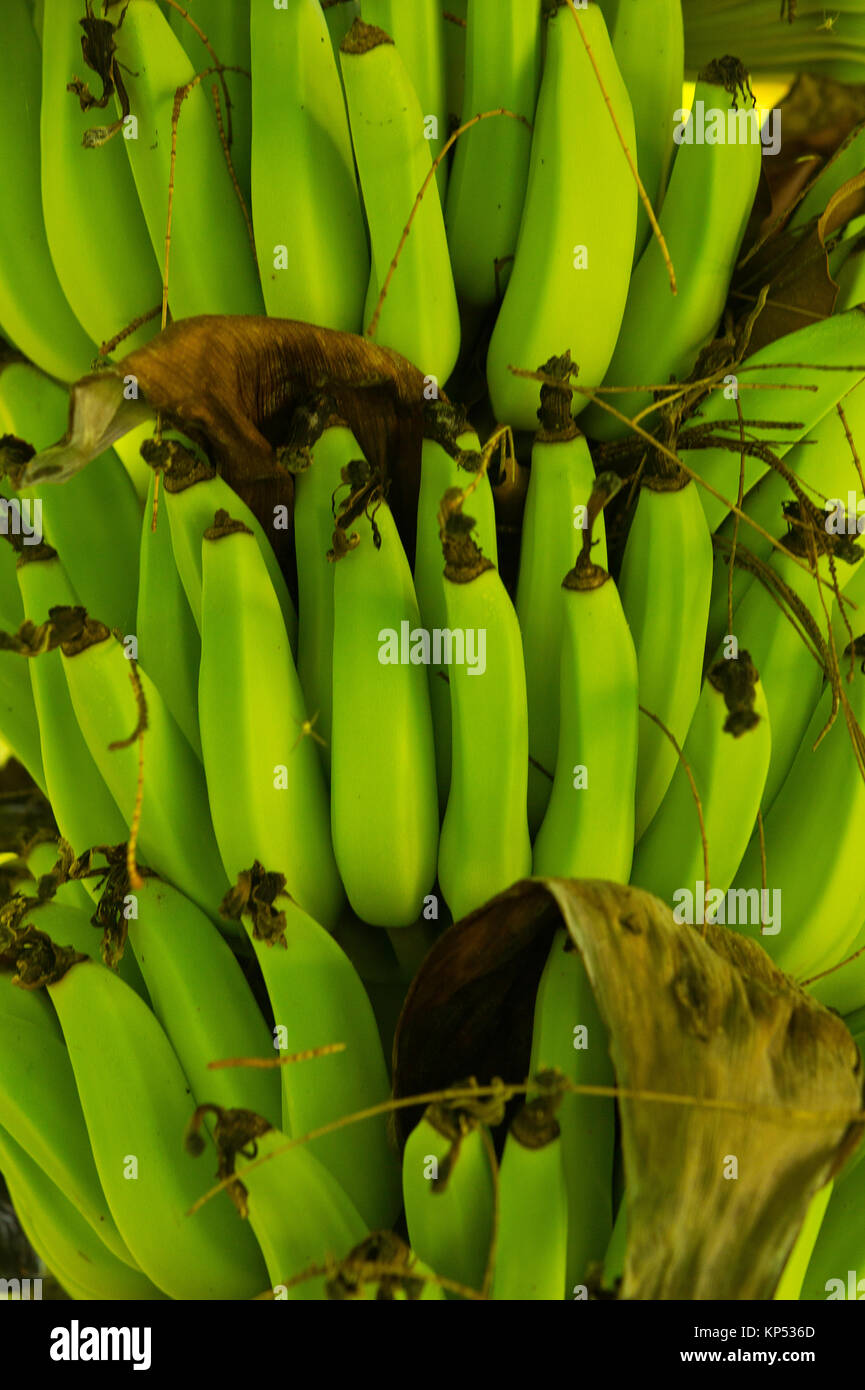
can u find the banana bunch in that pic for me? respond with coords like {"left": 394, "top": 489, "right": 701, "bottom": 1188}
{"left": 683, "top": 0, "right": 865, "bottom": 83}
{"left": 2, "top": 0, "right": 865, "bottom": 1303}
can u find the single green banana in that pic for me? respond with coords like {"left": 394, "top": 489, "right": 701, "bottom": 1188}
{"left": 251, "top": 0, "right": 368, "bottom": 330}
{"left": 53, "top": 606, "right": 230, "bottom": 923}
{"left": 0, "top": 0, "right": 97, "bottom": 381}
{"left": 618, "top": 471, "right": 713, "bottom": 841}
{"left": 330, "top": 481, "right": 438, "bottom": 927}
{"left": 599, "top": 0, "right": 684, "bottom": 262}
{"left": 630, "top": 651, "right": 771, "bottom": 903}
{"left": 486, "top": 0, "right": 637, "bottom": 430}
{"left": 199, "top": 511, "right": 343, "bottom": 929}
{"left": 582, "top": 59, "right": 762, "bottom": 442}
{"left": 437, "top": 500, "right": 531, "bottom": 922}
{"left": 224, "top": 875, "right": 401, "bottom": 1233}
{"left": 532, "top": 480, "right": 637, "bottom": 882}
{"left": 360, "top": 0, "right": 449, "bottom": 198}
{"left": 0, "top": 1122, "right": 164, "bottom": 1300}
{"left": 137, "top": 469, "right": 201, "bottom": 757}
{"left": 41, "top": 0, "right": 162, "bottom": 357}
{"left": 340, "top": 19, "right": 460, "bottom": 384}
{"left": 490, "top": 1092, "right": 569, "bottom": 1301}
{"left": 528, "top": 928, "right": 616, "bottom": 1292}
{"left": 107, "top": 0, "right": 264, "bottom": 318}
{"left": 188, "top": 1106, "right": 368, "bottom": 1300}
{"left": 402, "top": 1105, "right": 495, "bottom": 1297}
{"left": 518, "top": 375, "right": 606, "bottom": 834}
{"left": 444, "top": 0, "right": 542, "bottom": 307}
{"left": 413, "top": 402, "right": 497, "bottom": 812}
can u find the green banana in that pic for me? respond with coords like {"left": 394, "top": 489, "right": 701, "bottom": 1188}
{"left": 437, "top": 497, "right": 531, "bottom": 923}
{"left": 251, "top": 0, "right": 368, "bottom": 330}
{"left": 532, "top": 479, "right": 637, "bottom": 882}
{"left": 443, "top": 0, "right": 468, "bottom": 129}
{"left": 413, "top": 402, "right": 497, "bottom": 812}
{"left": 800, "top": 1169, "right": 865, "bottom": 1301}
{"left": 161, "top": 443, "right": 297, "bottom": 650}
{"left": 401, "top": 1104, "right": 495, "bottom": 1297}
{"left": 120, "top": 873, "right": 281, "bottom": 1128}
{"left": 41, "top": 0, "right": 162, "bottom": 358}
{"left": 199, "top": 510, "right": 343, "bottom": 930}
{"left": 0, "top": 962, "right": 136, "bottom": 1268}
{"left": 28, "top": 944, "right": 270, "bottom": 1299}
{"left": 324, "top": 0, "right": 360, "bottom": 56}
{"left": 0, "top": 360, "right": 141, "bottom": 634}
{"left": 223, "top": 874, "right": 401, "bottom": 1233}
{"left": 582, "top": 59, "right": 762, "bottom": 442}
{"left": 330, "top": 480, "right": 438, "bottom": 927}
{"left": 52, "top": 607, "right": 230, "bottom": 923}
{"left": 187, "top": 1106, "right": 368, "bottom": 1300}
{"left": 599, "top": 0, "right": 684, "bottom": 262}
{"left": 19, "top": 838, "right": 98, "bottom": 917}
{"left": 728, "top": 660, "right": 865, "bottom": 980}
{"left": 360, "top": 0, "right": 449, "bottom": 198}
{"left": 340, "top": 19, "right": 460, "bottom": 385}
{"left": 490, "top": 1091, "right": 569, "bottom": 1301}
{"left": 808, "top": 917, "right": 865, "bottom": 1016}
{"left": 15, "top": 546, "right": 129, "bottom": 856}
{"left": 618, "top": 472, "right": 713, "bottom": 841}
{"left": 774, "top": 1182, "right": 835, "bottom": 1300}
{"left": 0, "top": 648, "right": 46, "bottom": 797}
{"left": 7, "top": 891, "right": 148, "bottom": 1000}
{"left": 0, "top": 1122, "right": 164, "bottom": 1300}
{"left": 444, "top": 0, "right": 542, "bottom": 307}
{"left": 167, "top": 0, "right": 253, "bottom": 206}
{"left": 106, "top": 0, "right": 264, "bottom": 318}
{"left": 517, "top": 374, "right": 607, "bottom": 835}
{"left": 486, "top": 0, "right": 637, "bottom": 431}
{"left": 137, "top": 470, "right": 201, "bottom": 757}
{"left": 0, "top": 0, "right": 97, "bottom": 381}
{"left": 630, "top": 651, "right": 771, "bottom": 903}
{"left": 678, "top": 308, "right": 865, "bottom": 534}
{"left": 528, "top": 928, "right": 616, "bottom": 1292}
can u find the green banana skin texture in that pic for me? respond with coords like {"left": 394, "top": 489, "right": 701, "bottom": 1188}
{"left": 125, "top": 877, "right": 281, "bottom": 1129}
{"left": 582, "top": 73, "right": 762, "bottom": 442}
{"left": 800, "top": 1168, "right": 865, "bottom": 1301}
{"left": 528, "top": 928, "right": 615, "bottom": 1292}
{"left": 680, "top": 308, "right": 865, "bottom": 534}
{"left": 340, "top": 24, "right": 460, "bottom": 385}
{"left": 0, "top": 971, "right": 137, "bottom": 1269}
{"left": 602, "top": 0, "right": 683, "bottom": 263}
{"left": 517, "top": 429, "right": 607, "bottom": 835}
{"left": 413, "top": 428, "right": 497, "bottom": 812}
{"left": 774, "top": 1182, "right": 834, "bottom": 1300}
{"left": 47, "top": 958, "right": 268, "bottom": 1299}
{"left": 0, "top": 362, "right": 142, "bottom": 635}
{"left": 0, "top": 0, "right": 97, "bottom": 381}
{"left": 618, "top": 478, "right": 713, "bottom": 841}
{"left": 437, "top": 559, "right": 532, "bottom": 923}
{"left": 0, "top": 1123, "right": 165, "bottom": 1300}
{"left": 199, "top": 522, "right": 343, "bottom": 930}
{"left": 137, "top": 471, "right": 202, "bottom": 758}
{"left": 486, "top": 2, "right": 637, "bottom": 431}
{"left": 361, "top": 0, "right": 449, "bottom": 200}
{"left": 41, "top": 0, "right": 162, "bottom": 357}
{"left": 16, "top": 550, "right": 129, "bottom": 856}
{"left": 251, "top": 0, "right": 368, "bottom": 330}
{"left": 532, "top": 573, "right": 638, "bottom": 882}
{"left": 244, "top": 895, "right": 401, "bottom": 1233}
{"left": 111, "top": 0, "right": 264, "bottom": 319}
{"left": 294, "top": 424, "right": 364, "bottom": 779}
{"left": 167, "top": 0, "right": 253, "bottom": 206}
{"left": 729, "top": 669, "right": 865, "bottom": 980}
{"left": 444, "top": 0, "right": 542, "bottom": 307}
{"left": 228, "top": 1124, "right": 367, "bottom": 1301}
{"left": 330, "top": 500, "right": 439, "bottom": 927}
{"left": 705, "top": 377, "right": 865, "bottom": 656}
{"left": 630, "top": 655, "right": 771, "bottom": 903}
{"left": 163, "top": 460, "right": 297, "bottom": 652}
{"left": 59, "top": 626, "right": 230, "bottom": 924}
{"left": 0, "top": 651, "right": 46, "bottom": 796}
{"left": 402, "top": 1113, "right": 494, "bottom": 1295}
{"left": 808, "top": 916, "right": 865, "bottom": 1015}
{"left": 490, "top": 1109, "right": 569, "bottom": 1301}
